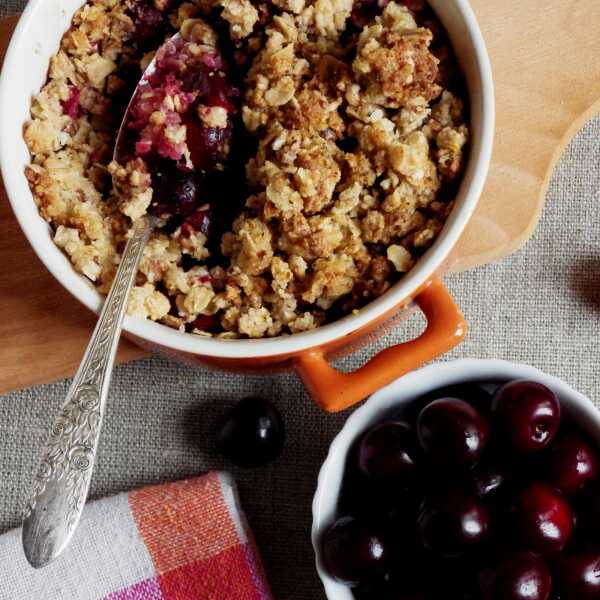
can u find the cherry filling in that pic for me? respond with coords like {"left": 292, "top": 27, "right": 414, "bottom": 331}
{"left": 128, "top": 0, "right": 170, "bottom": 49}
{"left": 61, "top": 86, "right": 80, "bottom": 119}
{"left": 122, "top": 31, "right": 239, "bottom": 226}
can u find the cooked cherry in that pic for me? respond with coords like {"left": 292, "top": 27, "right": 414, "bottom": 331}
{"left": 492, "top": 381, "right": 561, "bottom": 453}
{"left": 417, "top": 398, "right": 489, "bottom": 467}
{"left": 183, "top": 207, "right": 212, "bottom": 236}
{"left": 555, "top": 552, "right": 600, "bottom": 599}
{"left": 129, "top": 1, "right": 165, "bottom": 47}
{"left": 151, "top": 167, "right": 200, "bottom": 217}
{"left": 321, "top": 516, "right": 393, "bottom": 586}
{"left": 182, "top": 113, "right": 232, "bottom": 170}
{"left": 215, "top": 397, "right": 285, "bottom": 468}
{"left": 479, "top": 552, "right": 551, "bottom": 600}
{"left": 418, "top": 490, "right": 491, "bottom": 557}
{"left": 357, "top": 421, "right": 418, "bottom": 486}
{"left": 512, "top": 483, "right": 573, "bottom": 555}
{"left": 61, "top": 86, "right": 80, "bottom": 119}
{"left": 188, "top": 314, "right": 219, "bottom": 332}
{"left": 549, "top": 432, "right": 599, "bottom": 495}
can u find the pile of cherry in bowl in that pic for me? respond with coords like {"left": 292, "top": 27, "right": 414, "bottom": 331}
{"left": 321, "top": 380, "right": 600, "bottom": 599}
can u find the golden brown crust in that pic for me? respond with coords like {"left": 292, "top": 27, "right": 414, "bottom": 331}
{"left": 24, "top": 0, "right": 469, "bottom": 338}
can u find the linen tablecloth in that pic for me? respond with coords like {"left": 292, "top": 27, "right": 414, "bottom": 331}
{"left": 2, "top": 1, "right": 600, "bottom": 597}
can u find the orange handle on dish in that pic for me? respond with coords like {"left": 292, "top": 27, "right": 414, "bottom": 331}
{"left": 294, "top": 278, "right": 467, "bottom": 413}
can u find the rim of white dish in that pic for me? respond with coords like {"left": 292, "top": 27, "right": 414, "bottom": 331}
{"left": 0, "top": 0, "right": 494, "bottom": 359}
{"left": 311, "top": 358, "right": 600, "bottom": 600}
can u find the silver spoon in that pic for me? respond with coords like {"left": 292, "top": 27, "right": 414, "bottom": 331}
{"left": 21, "top": 36, "right": 181, "bottom": 568}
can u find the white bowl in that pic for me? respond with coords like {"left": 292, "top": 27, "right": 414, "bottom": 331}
{"left": 311, "top": 358, "right": 600, "bottom": 599}
{"left": 0, "top": 1, "right": 494, "bottom": 407}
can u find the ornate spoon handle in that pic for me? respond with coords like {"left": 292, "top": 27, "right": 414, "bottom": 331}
{"left": 22, "top": 216, "right": 154, "bottom": 568}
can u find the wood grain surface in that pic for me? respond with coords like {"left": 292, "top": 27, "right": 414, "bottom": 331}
{"left": 1, "top": 1, "right": 599, "bottom": 392}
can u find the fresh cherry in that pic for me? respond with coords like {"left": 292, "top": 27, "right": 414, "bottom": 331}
{"left": 418, "top": 490, "right": 491, "bottom": 557}
{"left": 512, "top": 483, "right": 574, "bottom": 555}
{"left": 215, "top": 397, "right": 285, "bottom": 468}
{"left": 417, "top": 398, "right": 489, "bottom": 467}
{"left": 479, "top": 551, "right": 551, "bottom": 600}
{"left": 404, "top": 383, "right": 493, "bottom": 425}
{"left": 357, "top": 421, "right": 418, "bottom": 486}
{"left": 555, "top": 552, "right": 600, "bottom": 600}
{"left": 492, "top": 381, "right": 561, "bottom": 453}
{"left": 549, "top": 432, "right": 599, "bottom": 495}
{"left": 321, "top": 516, "right": 394, "bottom": 586}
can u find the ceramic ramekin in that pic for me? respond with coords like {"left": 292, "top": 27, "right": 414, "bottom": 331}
{"left": 0, "top": 1, "right": 494, "bottom": 412}
{"left": 311, "top": 358, "right": 600, "bottom": 598}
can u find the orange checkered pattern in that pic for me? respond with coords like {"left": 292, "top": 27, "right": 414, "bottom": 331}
{"left": 105, "top": 473, "right": 272, "bottom": 600}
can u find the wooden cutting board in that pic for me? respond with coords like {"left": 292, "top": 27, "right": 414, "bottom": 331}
{"left": 1, "top": 1, "right": 600, "bottom": 393}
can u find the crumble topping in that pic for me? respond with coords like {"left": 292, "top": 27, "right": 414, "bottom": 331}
{"left": 24, "top": 0, "right": 469, "bottom": 339}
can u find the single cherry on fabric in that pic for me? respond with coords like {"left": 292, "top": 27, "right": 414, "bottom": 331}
{"left": 492, "top": 380, "right": 561, "bottom": 453}
{"left": 417, "top": 398, "right": 489, "bottom": 467}
{"left": 215, "top": 397, "right": 285, "bottom": 468}
{"left": 479, "top": 551, "right": 551, "bottom": 600}
{"left": 512, "top": 482, "right": 574, "bottom": 555}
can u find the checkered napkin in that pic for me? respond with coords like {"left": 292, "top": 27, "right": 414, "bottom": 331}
{"left": 0, "top": 473, "right": 273, "bottom": 600}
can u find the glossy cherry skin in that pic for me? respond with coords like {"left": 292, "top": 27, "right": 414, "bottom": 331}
{"left": 512, "top": 483, "right": 574, "bottom": 555}
{"left": 357, "top": 421, "right": 418, "bottom": 486}
{"left": 555, "top": 552, "right": 600, "bottom": 600}
{"left": 549, "top": 432, "right": 599, "bottom": 495}
{"left": 417, "top": 398, "right": 489, "bottom": 467}
{"left": 418, "top": 490, "right": 491, "bottom": 557}
{"left": 479, "top": 552, "right": 551, "bottom": 600}
{"left": 492, "top": 380, "right": 561, "bottom": 453}
{"left": 422, "top": 383, "right": 494, "bottom": 414}
{"left": 215, "top": 397, "right": 285, "bottom": 468}
{"left": 471, "top": 463, "right": 507, "bottom": 499}
{"left": 321, "top": 516, "right": 393, "bottom": 586}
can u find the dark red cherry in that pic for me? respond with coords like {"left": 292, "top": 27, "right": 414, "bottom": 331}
{"left": 492, "top": 380, "right": 561, "bottom": 453}
{"left": 357, "top": 421, "right": 418, "bottom": 486}
{"left": 512, "top": 483, "right": 574, "bottom": 555}
{"left": 555, "top": 552, "right": 600, "bottom": 600}
{"left": 151, "top": 166, "right": 200, "bottom": 217}
{"left": 129, "top": 1, "right": 165, "bottom": 47}
{"left": 405, "top": 383, "right": 493, "bottom": 425}
{"left": 479, "top": 552, "right": 551, "bottom": 600}
{"left": 188, "top": 314, "right": 219, "bottom": 332}
{"left": 417, "top": 398, "right": 489, "bottom": 467}
{"left": 321, "top": 516, "right": 394, "bottom": 586}
{"left": 418, "top": 490, "right": 491, "bottom": 557}
{"left": 549, "top": 432, "right": 599, "bottom": 495}
{"left": 215, "top": 397, "right": 285, "bottom": 468}
{"left": 182, "top": 113, "right": 232, "bottom": 170}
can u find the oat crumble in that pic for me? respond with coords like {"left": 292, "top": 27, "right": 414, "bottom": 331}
{"left": 24, "top": 0, "right": 469, "bottom": 339}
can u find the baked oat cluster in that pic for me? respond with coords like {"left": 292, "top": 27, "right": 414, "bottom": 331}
{"left": 24, "top": 0, "right": 469, "bottom": 338}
